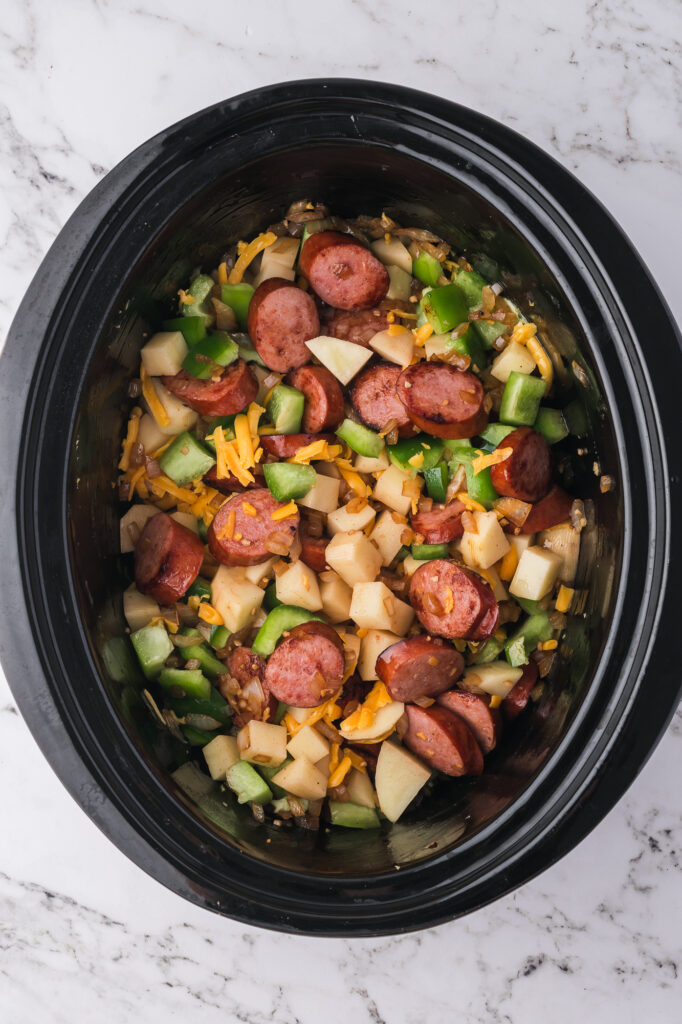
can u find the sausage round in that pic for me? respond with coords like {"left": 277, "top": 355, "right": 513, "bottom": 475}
{"left": 410, "top": 500, "right": 465, "bottom": 544}
{"left": 409, "top": 559, "right": 499, "bottom": 640}
{"left": 207, "top": 488, "right": 299, "bottom": 566}
{"left": 299, "top": 231, "right": 390, "bottom": 310}
{"left": 489, "top": 427, "right": 552, "bottom": 503}
{"left": 134, "top": 511, "right": 204, "bottom": 605}
{"left": 260, "top": 432, "right": 336, "bottom": 459}
{"left": 221, "top": 647, "right": 277, "bottom": 727}
{"left": 264, "top": 621, "right": 345, "bottom": 707}
{"left": 502, "top": 659, "right": 539, "bottom": 721}
{"left": 299, "top": 531, "right": 328, "bottom": 573}
{"left": 203, "top": 465, "right": 264, "bottom": 494}
{"left": 403, "top": 704, "right": 484, "bottom": 776}
{"left": 437, "top": 689, "right": 501, "bottom": 754}
{"left": 520, "top": 485, "right": 574, "bottom": 533}
{"left": 161, "top": 359, "right": 258, "bottom": 418}
{"left": 246, "top": 278, "right": 320, "bottom": 372}
{"left": 322, "top": 305, "right": 393, "bottom": 347}
{"left": 350, "top": 362, "right": 415, "bottom": 438}
{"left": 286, "top": 364, "right": 344, "bottom": 432}
{"left": 376, "top": 635, "right": 464, "bottom": 702}
{"left": 396, "top": 362, "right": 488, "bottom": 439}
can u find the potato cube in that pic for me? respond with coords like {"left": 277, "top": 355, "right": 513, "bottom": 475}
{"left": 370, "top": 236, "right": 413, "bottom": 274}
{"left": 370, "top": 510, "right": 406, "bottom": 566}
{"left": 254, "top": 236, "right": 299, "bottom": 286}
{"left": 490, "top": 341, "right": 537, "bottom": 383}
{"left": 510, "top": 546, "right": 563, "bottom": 601}
{"left": 137, "top": 412, "right": 168, "bottom": 454}
{"left": 297, "top": 471, "right": 340, "bottom": 514}
{"left": 349, "top": 582, "right": 414, "bottom": 635}
{"left": 237, "top": 720, "right": 288, "bottom": 767}
{"left": 369, "top": 326, "right": 414, "bottom": 366}
{"left": 271, "top": 754, "right": 328, "bottom": 800}
{"left": 123, "top": 585, "right": 160, "bottom": 632}
{"left": 354, "top": 449, "right": 389, "bottom": 473}
{"left": 305, "top": 336, "right": 372, "bottom": 386}
{"left": 242, "top": 556, "right": 278, "bottom": 586}
{"left": 460, "top": 511, "right": 510, "bottom": 570}
{"left": 149, "top": 378, "right": 198, "bottom": 435}
{"left": 510, "top": 533, "right": 535, "bottom": 555}
{"left": 140, "top": 331, "right": 188, "bottom": 377}
{"left": 339, "top": 700, "right": 405, "bottom": 742}
{"left": 461, "top": 661, "right": 523, "bottom": 697}
{"left": 424, "top": 333, "right": 451, "bottom": 360}
{"left": 375, "top": 740, "right": 431, "bottom": 822}
{"left": 340, "top": 631, "right": 361, "bottom": 679}
{"left": 203, "top": 734, "right": 240, "bottom": 780}
{"left": 170, "top": 511, "right": 199, "bottom": 533}
{"left": 211, "top": 566, "right": 265, "bottom": 633}
{"left": 120, "top": 504, "right": 159, "bottom": 553}
{"left": 287, "top": 724, "right": 330, "bottom": 763}
{"left": 320, "top": 573, "right": 353, "bottom": 624}
{"left": 285, "top": 706, "right": 309, "bottom": 724}
{"left": 539, "top": 523, "right": 581, "bottom": 585}
{"left": 325, "top": 531, "right": 382, "bottom": 587}
{"left": 480, "top": 563, "right": 508, "bottom": 602}
{"left": 401, "top": 554, "right": 422, "bottom": 578}
{"left": 372, "top": 464, "right": 418, "bottom": 516}
{"left": 275, "top": 560, "right": 322, "bottom": 612}
{"left": 326, "top": 501, "right": 376, "bottom": 536}
{"left": 358, "top": 629, "right": 401, "bottom": 681}
{"left": 345, "top": 768, "right": 377, "bottom": 809}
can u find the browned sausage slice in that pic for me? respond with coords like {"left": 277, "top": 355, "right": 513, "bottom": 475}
{"left": 299, "top": 531, "right": 328, "bottom": 573}
{"left": 437, "top": 689, "right": 501, "bottom": 754}
{"left": 376, "top": 635, "right": 464, "bottom": 701}
{"left": 264, "top": 621, "right": 345, "bottom": 707}
{"left": 208, "top": 488, "right": 299, "bottom": 566}
{"left": 299, "top": 231, "right": 389, "bottom": 310}
{"left": 403, "top": 704, "right": 484, "bottom": 776}
{"left": 286, "top": 364, "right": 344, "bottom": 432}
{"left": 350, "top": 362, "right": 415, "bottom": 438}
{"left": 409, "top": 559, "right": 499, "bottom": 640}
{"left": 489, "top": 427, "right": 551, "bottom": 503}
{"left": 259, "top": 432, "right": 336, "bottom": 458}
{"left": 161, "top": 360, "right": 258, "bottom": 418}
{"left": 520, "top": 485, "right": 573, "bottom": 533}
{"left": 247, "top": 278, "right": 320, "bottom": 372}
{"left": 322, "top": 305, "right": 393, "bottom": 346}
{"left": 410, "top": 500, "right": 465, "bottom": 544}
{"left": 134, "top": 511, "right": 204, "bottom": 604}
{"left": 220, "top": 647, "right": 277, "bottom": 726}
{"left": 501, "top": 660, "right": 539, "bottom": 721}
{"left": 203, "top": 465, "right": 264, "bottom": 494}
{"left": 397, "top": 362, "right": 488, "bottom": 439}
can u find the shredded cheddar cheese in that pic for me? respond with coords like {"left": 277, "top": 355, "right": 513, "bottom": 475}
{"left": 489, "top": 694, "right": 503, "bottom": 709}
{"left": 499, "top": 545, "right": 519, "bottom": 581}
{"left": 328, "top": 755, "right": 352, "bottom": 789}
{"left": 177, "top": 289, "right": 194, "bottom": 306}
{"left": 217, "top": 261, "right": 228, "bottom": 285}
{"left": 387, "top": 323, "right": 409, "bottom": 336}
{"left": 340, "top": 681, "right": 392, "bottom": 733}
{"left": 271, "top": 501, "right": 298, "bottom": 521}
{"left": 118, "top": 408, "right": 142, "bottom": 471}
{"left": 540, "top": 638, "right": 558, "bottom": 651}
{"left": 345, "top": 749, "right": 367, "bottom": 773}
{"left": 413, "top": 322, "right": 434, "bottom": 346}
{"left": 288, "top": 439, "right": 342, "bottom": 464}
{"left": 140, "top": 365, "right": 170, "bottom": 428}
{"left": 217, "top": 508, "right": 236, "bottom": 539}
{"left": 241, "top": 502, "right": 258, "bottom": 517}
{"left": 198, "top": 603, "right": 224, "bottom": 626}
{"left": 555, "top": 585, "right": 574, "bottom": 613}
{"left": 456, "top": 491, "right": 487, "bottom": 513}
{"left": 234, "top": 413, "right": 255, "bottom": 469}
{"left": 127, "top": 463, "right": 148, "bottom": 499}
{"left": 471, "top": 447, "right": 513, "bottom": 476}
{"left": 526, "top": 336, "right": 553, "bottom": 388}
{"left": 247, "top": 402, "right": 265, "bottom": 438}
{"left": 407, "top": 451, "right": 425, "bottom": 469}
{"left": 227, "top": 232, "right": 277, "bottom": 284}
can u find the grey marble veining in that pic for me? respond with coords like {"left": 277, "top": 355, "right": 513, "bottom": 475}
{"left": 0, "top": 0, "right": 681, "bottom": 1021}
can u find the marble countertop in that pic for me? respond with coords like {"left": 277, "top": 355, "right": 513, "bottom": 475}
{"left": 1, "top": 1, "right": 680, "bottom": 1020}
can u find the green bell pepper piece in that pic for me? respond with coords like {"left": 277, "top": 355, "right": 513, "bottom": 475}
{"left": 130, "top": 624, "right": 172, "bottom": 680}
{"left": 412, "top": 251, "right": 442, "bottom": 287}
{"left": 423, "top": 463, "right": 449, "bottom": 503}
{"left": 465, "top": 463, "right": 499, "bottom": 508}
{"left": 472, "top": 319, "right": 509, "bottom": 349}
{"left": 328, "top": 801, "right": 381, "bottom": 829}
{"left": 263, "top": 582, "right": 282, "bottom": 612}
{"left": 388, "top": 434, "right": 445, "bottom": 475}
{"left": 226, "top": 761, "right": 273, "bottom": 805}
{"left": 158, "top": 667, "right": 211, "bottom": 700}
{"left": 453, "top": 268, "right": 487, "bottom": 309}
{"left": 477, "top": 423, "right": 515, "bottom": 450}
{"left": 535, "top": 407, "right": 569, "bottom": 445}
{"left": 421, "top": 283, "right": 469, "bottom": 334}
{"left": 181, "top": 332, "right": 239, "bottom": 379}
{"left": 336, "top": 418, "right": 384, "bottom": 458}
{"left": 446, "top": 326, "right": 487, "bottom": 373}
{"left": 182, "top": 274, "right": 215, "bottom": 325}
{"left": 158, "top": 431, "right": 215, "bottom": 486}
{"left": 178, "top": 628, "right": 226, "bottom": 678}
{"left": 263, "top": 462, "right": 316, "bottom": 502}
{"left": 266, "top": 383, "right": 305, "bottom": 434}
{"left": 252, "top": 605, "right": 324, "bottom": 658}
{"left": 499, "top": 371, "right": 546, "bottom": 427}
{"left": 162, "top": 316, "right": 206, "bottom": 346}
{"left": 505, "top": 612, "right": 553, "bottom": 667}
{"left": 411, "top": 542, "right": 450, "bottom": 560}
{"left": 220, "top": 283, "right": 254, "bottom": 329}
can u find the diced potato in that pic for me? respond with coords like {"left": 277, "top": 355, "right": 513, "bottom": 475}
{"left": 316, "top": 755, "right": 330, "bottom": 779}
{"left": 354, "top": 449, "right": 389, "bottom": 473}
{"left": 275, "top": 559, "right": 322, "bottom": 612}
{"left": 479, "top": 563, "right": 508, "bottom": 602}
{"left": 285, "top": 706, "right": 309, "bottom": 724}
{"left": 370, "top": 236, "right": 413, "bottom": 274}
{"left": 401, "top": 554, "right": 422, "bottom": 578}
{"left": 339, "top": 699, "right": 405, "bottom": 742}
{"left": 461, "top": 661, "right": 523, "bottom": 697}
{"left": 325, "top": 531, "right": 382, "bottom": 587}
{"left": 510, "top": 533, "right": 535, "bottom": 556}
{"left": 211, "top": 565, "right": 264, "bottom": 633}
{"left": 345, "top": 768, "right": 377, "bottom": 809}
{"left": 140, "top": 331, "right": 188, "bottom": 377}
{"left": 137, "top": 412, "right": 168, "bottom": 454}
{"left": 203, "top": 734, "right": 240, "bottom": 780}
{"left": 340, "top": 631, "right": 361, "bottom": 679}
{"left": 369, "top": 326, "right": 414, "bottom": 366}
{"left": 370, "top": 509, "right": 405, "bottom": 565}
{"left": 372, "top": 464, "right": 418, "bottom": 516}
{"left": 272, "top": 754, "right": 327, "bottom": 800}
{"left": 305, "top": 336, "right": 373, "bottom": 386}
{"left": 358, "top": 628, "right": 401, "bottom": 681}
{"left": 320, "top": 573, "right": 353, "bottom": 624}
{"left": 386, "top": 266, "right": 412, "bottom": 302}
{"left": 120, "top": 504, "right": 159, "bottom": 553}
{"left": 539, "top": 523, "right": 580, "bottom": 584}
{"left": 490, "top": 341, "right": 537, "bottom": 383}
{"left": 327, "top": 502, "right": 376, "bottom": 536}
{"left": 287, "top": 723, "right": 330, "bottom": 763}
{"left": 123, "top": 585, "right": 160, "bottom": 632}
{"left": 150, "top": 379, "right": 198, "bottom": 435}
{"left": 349, "top": 582, "right": 414, "bottom": 635}
{"left": 170, "top": 511, "right": 199, "bottom": 533}
{"left": 510, "top": 546, "right": 563, "bottom": 601}
{"left": 460, "top": 510, "right": 510, "bottom": 570}
{"left": 375, "top": 740, "right": 431, "bottom": 822}
{"left": 242, "top": 556, "right": 277, "bottom": 586}
{"left": 424, "top": 333, "right": 451, "bottom": 360}
{"left": 297, "top": 471, "right": 340, "bottom": 514}
{"left": 237, "top": 720, "right": 288, "bottom": 767}
{"left": 254, "top": 236, "right": 299, "bottom": 286}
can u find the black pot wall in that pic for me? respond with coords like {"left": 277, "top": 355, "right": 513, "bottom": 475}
{"left": 0, "top": 80, "right": 680, "bottom": 934}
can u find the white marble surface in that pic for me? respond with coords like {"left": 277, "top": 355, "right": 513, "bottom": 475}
{"left": 1, "top": 1, "right": 681, "bottom": 1020}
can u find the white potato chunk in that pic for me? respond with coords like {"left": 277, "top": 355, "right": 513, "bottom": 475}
{"left": 242, "top": 556, "right": 278, "bottom": 586}
{"left": 424, "top": 333, "right": 451, "bottom": 359}
{"left": 254, "top": 236, "right": 299, "bottom": 286}
{"left": 284, "top": 706, "right": 309, "bottom": 724}
{"left": 320, "top": 573, "right": 353, "bottom": 624}
{"left": 120, "top": 504, "right": 159, "bottom": 553}
{"left": 490, "top": 341, "right": 537, "bottom": 383}
{"left": 480, "top": 563, "right": 508, "bottom": 602}
{"left": 137, "top": 412, "right": 168, "bottom": 454}
{"left": 358, "top": 629, "right": 401, "bottom": 681}
{"left": 354, "top": 449, "right": 389, "bottom": 473}
{"left": 369, "top": 326, "right": 414, "bottom": 366}
{"left": 325, "top": 531, "right": 382, "bottom": 587}
{"left": 203, "top": 735, "right": 240, "bottom": 780}
{"left": 460, "top": 510, "right": 510, "bottom": 570}
{"left": 275, "top": 560, "right": 322, "bottom": 612}
{"left": 370, "top": 236, "right": 413, "bottom": 274}
{"left": 339, "top": 700, "right": 405, "bottom": 743}
{"left": 369, "top": 510, "right": 405, "bottom": 565}
{"left": 372, "top": 464, "right": 418, "bottom": 516}
{"left": 305, "top": 336, "right": 372, "bottom": 385}
{"left": 386, "top": 266, "right": 412, "bottom": 302}
{"left": 237, "top": 721, "right": 288, "bottom": 767}
{"left": 345, "top": 768, "right": 377, "bottom": 809}
{"left": 461, "top": 661, "right": 523, "bottom": 697}
{"left": 539, "top": 523, "right": 580, "bottom": 584}
{"left": 123, "top": 585, "right": 160, "bottom": 632}
{"left": 340, "top": 631, "right": 361, "bottom": 679}
{"left": 297, "top": 471, "right": 340, "bottom": 514}
{"left": 170, "top": 511, "right": 199, "bottom": 533}
{"left": 510, "top": 533, "right": 535, "bottom": 556}
{"left": 140, "top": 331, "right": 188, "bottom": 377}
{"left": 149, "top": 379, "right": 198, "bottom": 435}
{"left": 375, "top": 740, "right": 431, "bottom": 823}
{"left": 349, "top": 582, "right": 414, "bottom": 635}
{"left": 510, "top": 546, "right": 563, "bottom": 601}
{"left": 326, "top": 501, "right": 376, "bottom": 536}
{"left": 401, "top": 554, "right": 422, "bottom": 578}
{"left": 287, "top": 724, "right": 330, "bottom": 763}
{"left": 211, "top": 566, "right": 264, "bottom": 633}
{"left": 272, "top": 755, "right": 327, "bottom": 800}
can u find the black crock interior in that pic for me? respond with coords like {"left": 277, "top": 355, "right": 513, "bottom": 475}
{"left": 3, "top": 81, "right": 680, "bottom": 934}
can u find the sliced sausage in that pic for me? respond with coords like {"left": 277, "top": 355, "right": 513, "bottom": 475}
{"left": 247, "top": 278, "right": 320, "bottom": 372}
{"left": 322, "top": 305, "right": 393, "bottom": 347}
{"left": 520, "top": 485, "right": 573, "bottom": 534}
{"left": 409, "top": 559, "right": 499, "bottom": 641}
{"left": 350, "top": 362, "right": 415, "bottom": 438}
{"left": 489, "top": 427, "right": 552, "bottom": 503}
{"left": 299, "top": 531, "right": 328, "bottom": 573}
{"left": 260, "top": 432, "right": 336, "bottom": 459}
{"left": 207, "top": 488, "right": 299, "bottom": 566}
{"left": 410, "top": 500, "right": 465, "bottom": 544}
{"left": 264, "top": 621, "right": 345, "bottom": 707}
{"left": 203, "top": 465, "right": 264, "bottom": 494}
{"left": 286, "top": 364, "right": 344, "bottom": 432}
{"left": 397, "top": 362, "right": 488, "bottom": 439}
{"left": 220, "top": 647, "right": 277, "bottom": 727}
{"left": 403, "top": 704, "right": 484, "bottom": 776}
{"left": 134, "top": 511, "right": 204, "bottom": 604}
{"left": 437, "top": 689, "right": 501, "bottom": 754}
{"left": 502, "top": 660, "right": 539, "bottom": 721}
{"left": 376, "top": 635, "right": 464, "bottom": 702}
{"left": 300, "top": 231, "right": 389, "bottom": 310}
{"left": 161, "top": 359, "right": 258, "bottom": 418}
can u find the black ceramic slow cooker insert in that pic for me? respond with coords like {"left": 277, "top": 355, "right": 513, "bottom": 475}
{"left": 1, "top": 80, "right": 680, "bottom": 936}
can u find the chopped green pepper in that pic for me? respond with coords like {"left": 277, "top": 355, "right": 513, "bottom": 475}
{"left": 423, "top": 463, "right": 449, "bottom": 503}
{"left": 452, "top": 268, "right": 487, "bottom": 309}
{"left": 158, "top": 431, "right": 215, "bottom": 486}
{"left": 421, "top": 283, "right": 469, "bottom": 334}
{"left": 226, "top": 761, "right": 273, "bottom": 805}
{"left": 499, "top": 371, "right": 546, "bottom": 427}
{"left": 182, "top": 274, "right": 215, "bottom": 326}
{"left": 263, "top": 462, "right": 316, "bottom": 502}
{"left": 158, "top": 667, "right": 211, "bottom": 701}
{"left": 178, "top": 628, "right": 226, "bottom": 678}
{"left": 465, "top": 463, "right": 499, "bottom": 508}
{"left": 412, "top": 251, "right": 442, "bottom": 287}
{"left": 252, "top": 605, "right": 324, "bottom": 658}
{"left": 328, "top": 801, "right": 381, "bottom": 829}
{"left": 130, "top": 624, "right": 172, "bottom": 680}
{"left": 505, "top": 612, "right": 553, "bottom": 667}
{"left": 162, "top": 316, "right": 206, "bottom": 346}
{"left": 445, "top": 327, "right": 487, "bottom": 373}
{"left": 336, "top": 418, "right": 384, "bottom": 458}
{"left": 220, "top": 283, "right": 254, "bottom": 329}
{"left": 535, "top": 407, "right": 569, "bottom": 445}
{"left": 388, "top": 434, "right": 445, "bottom": 474}
{"left": 411, "top": 542, "right": 450, "bottom": 560}
{"left": 266, "top": 383, "right": 305, "bottom": 434}
{"left": 181, "top": 332, "right": 239, "bottom": 379}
